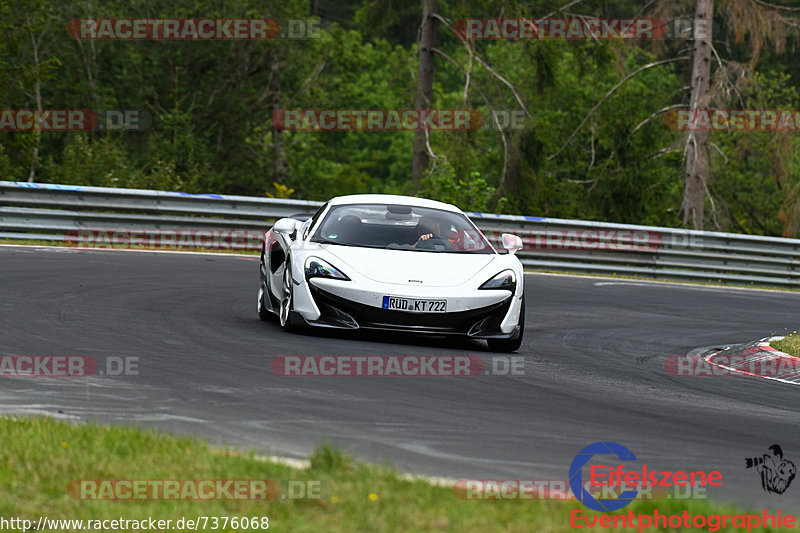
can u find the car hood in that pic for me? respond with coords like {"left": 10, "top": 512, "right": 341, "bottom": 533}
{"left": 321, "top": 245, "right": 498, "bottom": 287}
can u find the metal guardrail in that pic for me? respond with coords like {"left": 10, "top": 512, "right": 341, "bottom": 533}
{"left": 2, "top": 180, "right": 800, "bottom": 288}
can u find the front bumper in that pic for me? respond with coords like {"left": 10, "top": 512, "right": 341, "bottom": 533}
{"left": 301, "top": 284, "right": 518, "bottom": 339}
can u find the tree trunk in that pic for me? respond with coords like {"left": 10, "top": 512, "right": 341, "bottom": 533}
{"left": 272, "top": 123, "right": 288, "bottom": 185}
{"left": 27, "top": 27, "right": 43, "bottom": 183}
{"left": 271, "top": 62, "right": 287, "bottom": 186}
{"left": 412, "top": 0, "right": 438, "bottom": 187}
{"left": 27, "top": 78, "right": 42, "bottom": 183}
{"left": 682, "top": 0, "right": 714, "bottom": 229}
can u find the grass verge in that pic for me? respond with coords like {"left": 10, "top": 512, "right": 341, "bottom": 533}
{"left": 0, "top": 416, "right": 779, "bottom": 532}
{"left": 771, "top": 333, "right": 800, "bottom": 356}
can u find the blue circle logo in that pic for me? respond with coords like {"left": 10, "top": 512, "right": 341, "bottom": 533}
{"left": 569, "top": 442, "right": 639, "bottom": 512}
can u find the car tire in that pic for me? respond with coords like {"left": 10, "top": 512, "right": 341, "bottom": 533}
{"left": 258, "top": 284, "right": 272, "bottom": 322}
{"left": 487, "top": 295, "right": 525, "bottom": 352}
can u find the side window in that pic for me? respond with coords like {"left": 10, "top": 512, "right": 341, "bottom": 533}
{"left": 304, "top": 203, "right": 328, "bottom": 239}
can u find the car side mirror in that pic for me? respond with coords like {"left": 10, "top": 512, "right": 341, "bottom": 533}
{"left": 273, "top": 218, "right": 300, "bottom": 238}
{"left": 501, "top": 233, "right": 523, "bottom": 255}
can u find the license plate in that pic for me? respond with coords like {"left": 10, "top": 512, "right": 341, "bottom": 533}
{"left": 382, "top": 296, "right": 447, "bottom": 313}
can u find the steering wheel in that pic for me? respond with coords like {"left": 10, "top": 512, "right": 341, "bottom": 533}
{"left": 416, "top": 237, "right": 453, "bottom": 250}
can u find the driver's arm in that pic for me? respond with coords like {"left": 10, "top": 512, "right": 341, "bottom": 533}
{"left": 413, "top": 233, "right": 434, "bottom": 247}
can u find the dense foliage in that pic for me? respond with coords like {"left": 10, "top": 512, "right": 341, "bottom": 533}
{"left": 2, "top": 0, "right": 800, "bottom": 235}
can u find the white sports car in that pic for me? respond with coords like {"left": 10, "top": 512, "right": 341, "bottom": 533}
{"left": 258, "top": 194, "right": 525, "bottom": 351}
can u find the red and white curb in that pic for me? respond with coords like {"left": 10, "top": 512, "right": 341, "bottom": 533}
{"left": 704, "top": 336, "right": 800, "bottom": 386}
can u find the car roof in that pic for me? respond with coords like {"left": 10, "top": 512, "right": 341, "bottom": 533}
{"left": 326, "top": 194, "right": 462, "bottom": 213}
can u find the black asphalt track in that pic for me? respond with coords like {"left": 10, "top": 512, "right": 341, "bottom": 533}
{"left": 2, "top": 245, "right": 799, "bottom": 509}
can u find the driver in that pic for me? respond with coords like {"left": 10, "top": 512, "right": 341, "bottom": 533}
{"left": 413, "top": 217, "right": 441, "bottom": 247}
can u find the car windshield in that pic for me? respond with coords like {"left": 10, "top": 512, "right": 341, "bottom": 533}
{"left": 311, "top": 203, "right": 494, "bottom": 254}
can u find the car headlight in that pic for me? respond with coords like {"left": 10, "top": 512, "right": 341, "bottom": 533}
{"left": 305, "top": 257, "right": 350, "bottom": 281}
{"left": 479, "top": 269, "right": 516, "bottom": 290}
